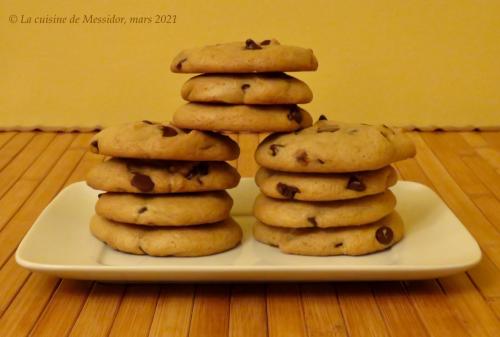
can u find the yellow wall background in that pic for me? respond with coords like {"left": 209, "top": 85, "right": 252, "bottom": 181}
{"left": 1, "top": 0, "right": 499, "bottom": 130}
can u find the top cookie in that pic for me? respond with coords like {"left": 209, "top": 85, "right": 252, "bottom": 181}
{"left": 171, "top": 39, "right": 318, "bottom": 73}
{"left": 90, "top": 121, "right": 239, "bottom": 161}
{"left": 181, "top": 73, "right": 313, "bottom": 105}
{"left": 255, "top": 121, "right": 416, "bottom": 173}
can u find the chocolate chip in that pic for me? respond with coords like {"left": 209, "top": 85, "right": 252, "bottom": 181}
{"left": 317, "top": 159, "right": 325, "bottom": 164}
{"left": 276, "top": 183, "right": 300, "bottom": 199}
{"left": 90, "top": 140, "right": 99, "bottom": 152}
{"left": 346, "top": 176, "right": 366, "bottom": 191}
{"left": 176, "top": 58, "right": 187, "bottom": 70}
{"left": 245, "top": 39, "right": 262, "bottom": 50}
{"left": 335, "top": 242, "right": 343, "bottom": 248}
{"left": 318, "top": 115, "right": 328, "bottom": 121}
{"left": 307, "top": 217, "right": 317, "bottom": 226}
{"left": 296, "top": 150, "right": 309, "bottom": 165}
{"left": 185, "top": 163, "right": 209, "bottom": 183}
{"left": 161, "top": 126, "right": 178, "bottom": 137}
{"left": 376, "top": 226, "right": 393, "bottom": 245}
{"left": 269, "top": 144, "right": 284, "bottom": 156}
{"left": 138, "top": 206, "right": 148, "bottom": 214}
{"left": 260, "top": 39, "right": 271, "bottom": 45}
{"left": 317, "top": 125, "right": 340, "bottom": 133}
{"left": 131, "top": 173, "right": 155, "bottom": 192}
{"left": 241, "top": 84, "right": 251, "bottom": 91}
{"left": 287, "top": 106, "right": 302, "bottom": 124}
{"left": 142, "top": 120, "right": 153, "bottom": 124}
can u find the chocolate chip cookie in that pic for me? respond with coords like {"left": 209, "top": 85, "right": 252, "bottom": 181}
{"left": 253, "top": 190, "right": 396, "bottom": 228}
{"left": 95, "top": 191, "right": 233, "bottom": 226}
{"left": 171, "top": 39, "right": 318, "bottom": 73}
{"left": 181, "top": 73, "right": 312, "bottom": 104}
{"left": 90, "top": 215, "right": 243, "bottom": 257}
{"left": 173, "top": 103, "right": 312, "bottom": 132}
{"left": 89, "top": 121, "right": 239, "bottom": 161}
{"left": 253, "top": 212, "right": 404, "bottom": 256}
{"left": 255, "top": 121, "right": 416, "bottom": 173}
{"left": 86, "top": 158, "right": 240, "bottom": 193}
{"left": 255, "top": 166, "right": 397, "bottom": 201}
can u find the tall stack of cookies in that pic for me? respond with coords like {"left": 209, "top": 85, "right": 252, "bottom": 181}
{"left": 86, "top": 121, "right": 243, "bottom": 257}
{"left": 253, "top": 120, "right": 416, "bottom": 256}
{"left": 170, "top": 39, "right": 317, "bottom": 133}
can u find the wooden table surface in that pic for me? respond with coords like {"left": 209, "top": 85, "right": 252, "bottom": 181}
{"left": 0, "top": 130, "right": 499, "bottom": 337}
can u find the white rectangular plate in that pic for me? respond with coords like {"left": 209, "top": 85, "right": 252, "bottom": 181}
{"left": 16, "top": 178, "right": 481, "bottom": 281}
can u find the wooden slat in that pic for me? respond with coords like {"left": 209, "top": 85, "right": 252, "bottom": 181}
{"left": 0, "top": 132, "right": 35, "bottom": 171}
{"left": 0, "top": 131, "right": 17, "bottom": 149}
{"left": 237, "top": 133, "right": 259, "bottom": 177}
{"left": 467, "top": 254, "right": 500, "bottom": 299}
{"left": 0, "top": 134, "right": 76, "bottom": 314}
{"left": 22, "top": 140, "right": 105, "bottom": 337}
{"left": 395, "top": 139, "right": 500, "bottom": 305}
{"left": 459, "top": 132, "right": 489, "bottom": 148}
{"left": 337, "top": 283, "right": 390, "bottom": 337}
{"left": 29, "top": 281, "right": 93, "bottom": 337}
{"left": 0, "top": 257, "right": 30, "bottom": 314}
{"left": 405, "top": 281, "right": 471, "bottom": 337}
{"left": 0, "top": 134, "right": 74, "bottom": 231}
{"left": 480, "top": 132, "right": 500, "bottom": 149}
{"left": 488, "top": 298, "right": 500, "bottom": 320}
{"left": 461, "top": 155, "right": 500, "bottom": 200}
{"left": 0, "top": 134, "right": 89, "bottom": 335}
{"left": 439, "top": 274, "right": 500, "bottom": 337}
{"left": 68, "top": 283, "right": 126, "bottom": 337}
{"left": 108, "top": 285, "right": 159, "bottom": 337}
{"left": 267, "top": 284, "right": 307, "bottom": 337}
{"left": 0, "top": 132, "right": 55, "bottom": 199}
{"left": 410, "top": 133, "right": 500, "bottom": 271}
{"left": 372, "top": 282, "right": 429, "bottom": 337}
{"left": 420, "top": 133, "right": 489, "bottom": 196}
{"left": 300, "top": 283, "right": 347, "bottom": 337}
{"left": 229, "top": 285, "right": 268, "bottom": 337}
{"left": 475, "top": 148, "right": 500, "bottom": 172}
{"left": 189, "top": 285, "right": 230, "bottom": 337}
{"left": 148, "top": 285, "right": 195, "bottom": 337}
{"left": 0, "top": 274, "right": 60, "bottom": 337}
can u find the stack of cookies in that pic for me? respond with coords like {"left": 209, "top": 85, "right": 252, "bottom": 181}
{"left": 253, "top": 119, "right": 416, "bottom": 256}
{"left": 170, "top": 38, "right": 317, "bottom": 132}
{"left": 86, "top": 121, "right": 243, "bottom": 257}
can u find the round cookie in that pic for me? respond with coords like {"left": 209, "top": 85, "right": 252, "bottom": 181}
{"left": 253, "top": 212, "right": 404, "bottom": 256}
{"left": 95, "top": 191, "right": 233, "bottom": 226}
{"left": 90, "top": 121, "right": 239, "bottom": 161}
{"left": 255, "top": 121, "right": 416, "bottom": 173}
{"left": 171, "top": 39, "right": 318, "bottom": 73}
{"left": 86, "top": 158, "right": 240, "bottom": 193}
{"left": 173, "top": 103, "right": 312, "bottom": 132}
{"left": 90, "top": 215, "right": 242, "bottom": 257}
{"left": 253, "top": 190, "right": 396, "bottom": 228}
{"left": 255, "top": 166, "right": 397, "bottom": 201}
{"left": 181, "top": 73, "right": 313, "bottom": 105}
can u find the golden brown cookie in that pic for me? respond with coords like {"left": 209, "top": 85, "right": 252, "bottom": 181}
{"left": 90, "top": 215, "right": 242, "bottom": 257}
{"left": 86, "top": 158, "right": 240, "bottom": 193}
{"left": 171, "top": 39, "right": 318, "bottom": 73}
{"left": 173, "top": 103, "right": 312, "bottom": 132}
{"left": 253, "top": 212, "right": 404, "bottom": 256}
{"left": 255, "top": 121, "right": 416, "bottom": 173}
{"left": 253, "top": 191, "right": 396, "bottom": 228}
{"left": 90, "top": 121, "right": 239, "bottom": 161}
